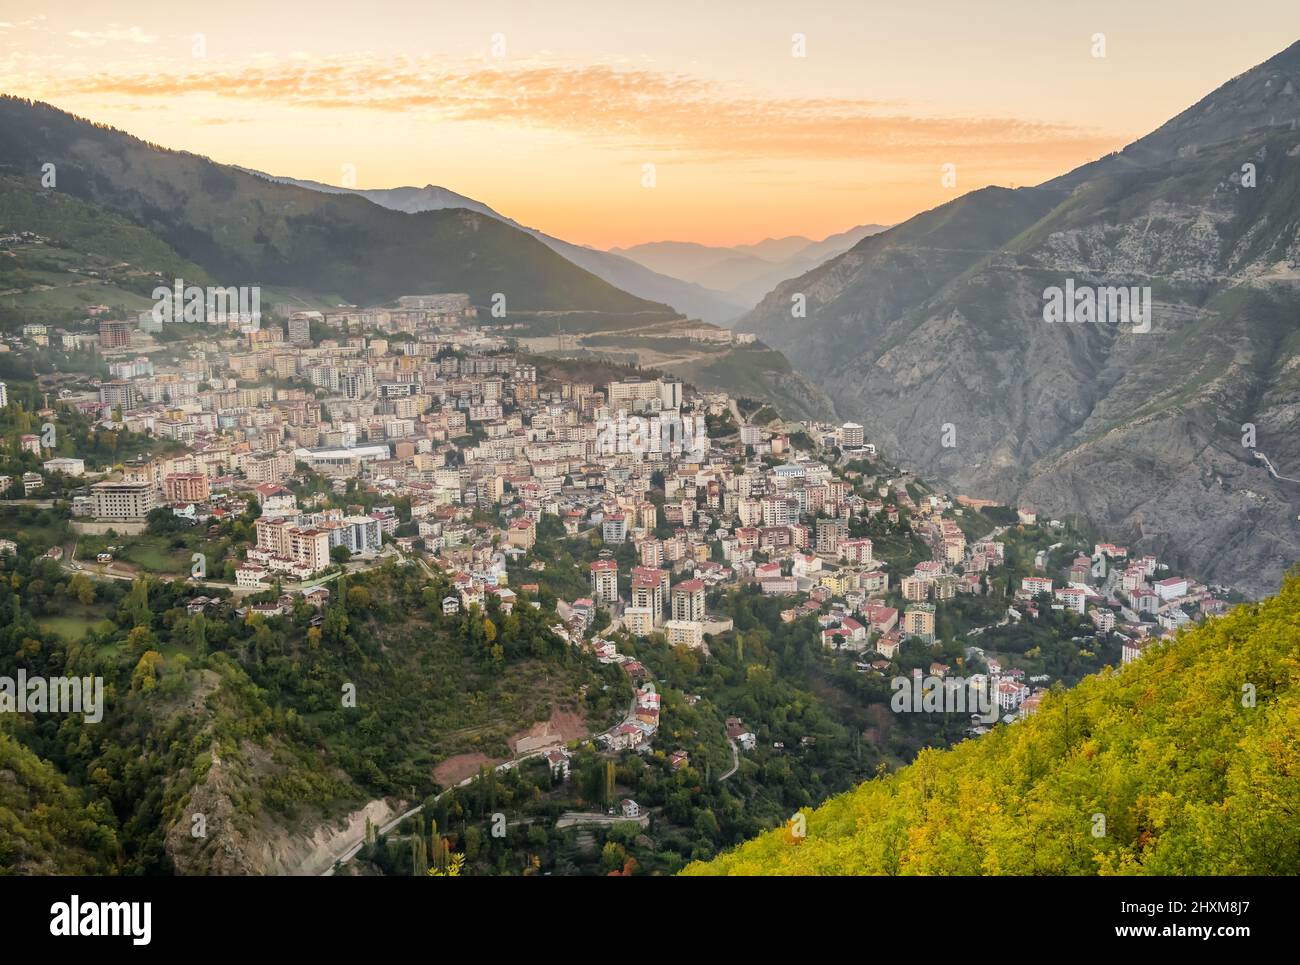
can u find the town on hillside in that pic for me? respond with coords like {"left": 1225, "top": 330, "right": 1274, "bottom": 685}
{"left": 0, "top": 291, "right": 1246, "bottom": 875}
{"left": 2, "top": 293, "right": 1239, "bottom": 704}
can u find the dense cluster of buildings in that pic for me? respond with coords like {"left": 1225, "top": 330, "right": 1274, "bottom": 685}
{"left": 7, "top": 291, "right": 1237, "bottom": 718}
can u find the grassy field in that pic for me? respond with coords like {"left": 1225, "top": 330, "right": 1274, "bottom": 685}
{"left": 39, "top": 604, "right": 114, "bottom": 641}
{"left": 76, "top": 532, "right": 231, "bottom": 576}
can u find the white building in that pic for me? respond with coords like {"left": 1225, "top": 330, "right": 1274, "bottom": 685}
{"left": 664, "top": 620, "right": 706, "bottom": 649}
{"left": 1154, "top": 577, "right": 1189, "bottom": 602}
{"left": 43, "top": 457, "right": 86, "bottom": 477}
{"left": 236, "top": 564, "right": 269, "bottom": 588}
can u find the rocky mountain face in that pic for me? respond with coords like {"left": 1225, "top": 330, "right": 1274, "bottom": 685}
{"left": 739, "top": 41, "right": 1300, "bottom": 596}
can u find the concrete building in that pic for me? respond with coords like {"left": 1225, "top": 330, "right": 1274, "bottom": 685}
{"left": 902, "top": 603, "right": 936, "bottom": 645}
{"left": 289, "top": 528, "right": 331, "bottom": 573}
{"left": 602, "top": 512, "right": 627, "bottom": 544}
{"left": 816, "top": 516, "right": 848, "bottom": 555}
{"left": 671, "top": 578, "right": 706, "bottom": 623}
{"left": 287, "top": 315, "right": 312, "bottom": 345}
{"left": 631, "top": 566, "right": 668, "bottom": 626}
{"left": 98, "top": 319, "right": 133, "bottom": 349}
{"left": 624, "top": 606, "right": 656, "bottom": 637}
{"left": 99, "top": 380, "right": 140, "bottom": 412}
{"left": 43, "top": 457, "right": 85, "bottom": 477}
{"left": 292, "top": 444, "right": 391, "bottom": 476}
{"left": 590, "top": 559, "right": 619, "bottom": 605}
{"left": 664, "top": 619, "right": 705, "bottom": 649}
{"left": 91, "top": 480, "right": 155, "bottom": 520}
{"left": 164, "top": 472, "right": 210, "bottom": 504}
{"left": 607, "top": 377, "right": 662, "bottom": 411}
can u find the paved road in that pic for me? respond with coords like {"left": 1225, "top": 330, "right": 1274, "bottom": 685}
{"left": 555, "top": 811, "right": 649, "bottom": 830}
{"left": 321, "top": 650, "right": 646, "bottom": 875}
{"left": 60, "top": 558, "right": 263, "bottom": 595}
{"left": 313, "top": 549, "right": 657, "bottom": 875}
{"left": 61, "top": 544, "right": 402, "bottom": 597}
{"left": 1254, "top": 451, "right": 1300, "bottom": 484}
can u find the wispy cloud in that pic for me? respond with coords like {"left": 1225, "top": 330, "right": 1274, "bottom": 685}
{"left": 44, "top": 55, "right": 1118, "bottom": 165}
{"left": 67, "top": 25, "right": 156, "bottom": 47}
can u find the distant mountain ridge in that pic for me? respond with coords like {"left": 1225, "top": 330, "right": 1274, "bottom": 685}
{"left": 245, "top": 171, "right": 751, "bottom": 325}
{"left": 736, "top": 39, "right": 1300, "bottom": 596}
{"left": 612, "top": 224, "right": 889, "bottom": 309}
{"left": 0, "top": 97, "right": 675, "bottom": 316}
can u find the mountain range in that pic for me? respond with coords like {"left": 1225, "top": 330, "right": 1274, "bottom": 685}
{"left": 246, "top": 173, "right": 882, "bottom": 322}
{"left": 3, "top": 41, "right": 1297, "bottom": 596}
{"left": 0, "top": 97, "right": 675, "bottom": 318}
{"left": 737, "top": 39, "right": 1300, "bottom": 597}
{"left": 612, "top": 224, "right": 888, "bottom": 309}
{"left": 242, "top": 173, "right": 755, "bottom": 324}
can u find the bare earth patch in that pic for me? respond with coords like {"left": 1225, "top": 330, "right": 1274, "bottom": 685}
{"left": 435, "top": 707, "right": 589, "bottom": 785}
{"left": 510, "top": 706, "right": 588, "bottom": 753}
{"left": 433, "top": 751, "right": 494, "bottom": 787}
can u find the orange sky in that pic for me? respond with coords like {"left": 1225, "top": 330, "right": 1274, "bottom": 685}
{"left": 4, "top": 2, "right": 1299, "bottom": 248}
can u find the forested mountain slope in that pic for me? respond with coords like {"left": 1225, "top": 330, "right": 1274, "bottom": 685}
{"left": 686, "top": 570, "right": 1300, "bottom": 875}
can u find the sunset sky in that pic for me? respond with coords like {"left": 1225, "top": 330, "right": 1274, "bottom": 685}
{"left": 4, "top": 1, "right": 1299, "bottom": 248}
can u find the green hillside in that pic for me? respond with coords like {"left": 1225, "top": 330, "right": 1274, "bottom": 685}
{"left": 0, "top": 729, "right": 119, "bottom": 874}
{"left": 673, "top": 343, "right": 836, "bottom": 423}
{"left": 685, "top": 571, "right": 1300, "bottom": 875}
{"left": 734, "top": 39, "right": 1300, "bottom": 599}
{"left": 0, "top": 174, "right": 207, "bottom": 279}
{"left": 0, "top": 96, "right": 676, "bottom": 316}
{"left": 0, "top": 173, "right": 213, "bottom": 328}
{"left": 0, "top": 548, "right": 626, "bottom": 875}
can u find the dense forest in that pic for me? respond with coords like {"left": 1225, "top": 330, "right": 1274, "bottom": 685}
{"left": 685, "top": 570, "right": 1300, "bottom": 875}
{"left": 0, "top": 548, "right": 623, "bottom": 874}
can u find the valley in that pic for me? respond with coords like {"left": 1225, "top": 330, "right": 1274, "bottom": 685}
{"left": 0, "top": 16, "right": 1297, "bottom": 894}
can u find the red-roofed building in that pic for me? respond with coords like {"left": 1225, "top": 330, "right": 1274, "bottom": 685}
{"left": 671, "top": 578, "right": 706, "bottom": 622}
{"left": 590, "top": 558, "right": 619, "bottom": 604}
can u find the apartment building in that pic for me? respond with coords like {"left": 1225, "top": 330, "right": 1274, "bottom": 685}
{"left": 816, "top": 516, "right": 848, "bottom": 555}
{"left": 631, "top": 566, "right": 668, "bottom": 626}
{"left": 590, "top": 559, "right": 619, "bottom": 605}
{"left": 289, "top": 528, "right": 331, "bottom": 573}
{"left": 91, "top": 480, "right": 155, "bottom": 520}
{"left": 670, "top": 578, "right": 706, "bottom": 623}
{"left": 902, "top": 603, "right": 936, "bottom": 645}
{"left": 164, "top": 473, "right": 210, "bottom": 504}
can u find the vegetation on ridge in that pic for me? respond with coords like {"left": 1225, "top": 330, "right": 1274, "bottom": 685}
{"left": 686, "top": 570, "right": 1300, "bottom": 875}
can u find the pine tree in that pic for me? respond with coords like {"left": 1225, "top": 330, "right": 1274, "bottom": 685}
{"left": 412, "top": 834, "right": 427, "bottom": 876}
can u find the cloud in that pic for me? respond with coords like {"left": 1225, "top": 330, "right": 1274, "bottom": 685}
{"left": 44, "top": 55, "right": 1121, "bottom": 166}
{"left": 67, "top": 25, "right": 157, "bottom": 47}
